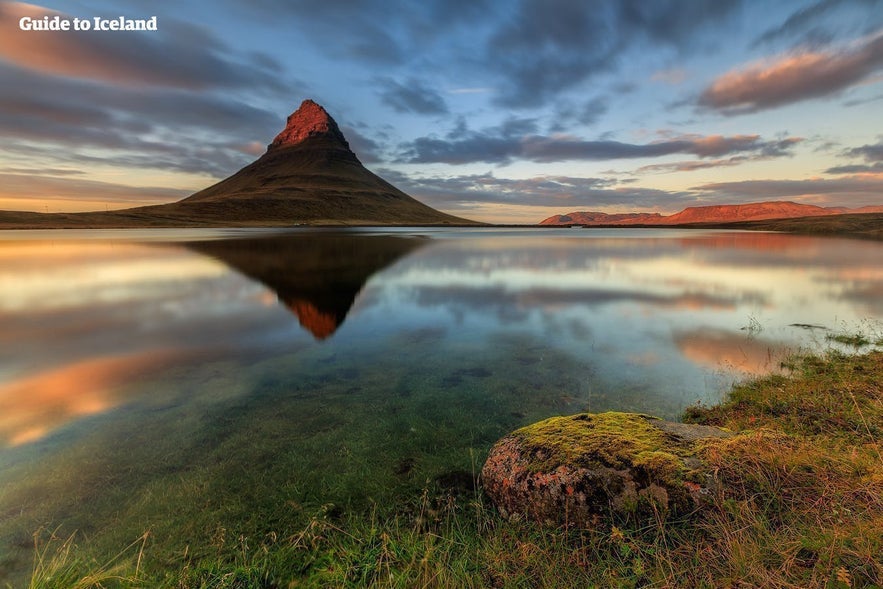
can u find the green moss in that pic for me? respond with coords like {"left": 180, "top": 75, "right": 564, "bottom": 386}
{"left": 511, "top": 412, "right": 687, "bottom": 486}
{"left": 633, "top": 451, "right": 686, "bottom": 484}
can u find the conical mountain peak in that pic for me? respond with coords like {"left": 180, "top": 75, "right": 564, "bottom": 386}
{"left": 267, "top": 99, "right": 349, "bottom": 151}
{"left": 172, "top": 99, "right": 477, "bottom": 225}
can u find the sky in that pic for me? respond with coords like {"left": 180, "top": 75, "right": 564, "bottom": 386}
{"left": 1, "top": 0, "right": 882, "bottom": 223}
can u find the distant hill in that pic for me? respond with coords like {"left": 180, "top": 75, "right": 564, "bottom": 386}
{"left": 540, "top": 201, "right": 883, "bottom": 226}
{"left": 0, "top": 100, "right": 478, "bottom": 228}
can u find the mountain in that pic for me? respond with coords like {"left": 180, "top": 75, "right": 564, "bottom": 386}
{"left": 185, "top": 232, "right": 426, "bottom": 339}
{"left": 164, "top": 100, "right": 473, "bottom": 225}
{"left": 0, "top": 100, "right": 477, "bottom": 228}
{"left": 540, "top": 201, "right": 883, "bottom": 226}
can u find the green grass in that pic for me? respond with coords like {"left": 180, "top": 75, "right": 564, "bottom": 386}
{"left": 17, "top": 350, "right": 883, "bottom": 588}
{"left": 827, "top": 333, "right": 872, "bottom": 347}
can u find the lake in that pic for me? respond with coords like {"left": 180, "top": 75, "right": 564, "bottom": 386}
{"left": 1, "top": 227, "right": 881, "bottom": 582}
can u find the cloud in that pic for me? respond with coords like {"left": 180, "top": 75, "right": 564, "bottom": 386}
{"left": 637, "top": 137, "right": 802, "bottom": 173}
{"left": 844, "top": 139, "right": 883, "bottom": 161}
{"left": 0, "top": 2, "right": 285, "bottom": 91}
{"left": 692, "top": 176, "right": 883, "bottom": 207}
{"left": 638, "top": 158, "right": 749, "bottom": 174}
{"left": 377, "top": 77, "right": 449, "bottom": 115}
{"left": 487, "top": 0, "right": 743, "bottom": 107}
{"left": 824, "top": 139, "right": 883, "bottom": 173}
{"left": 228, "top": 0, "right": 496, "bottom": 66}
{"left": 0, "top": 173, "right": 190, "bottom": 210}
{"left": 0, "top": 2, "right": 309, "bottom": 187}
{"left": 0, "top": 62, "right": 286, "bottom": 177}
{"left": 753, "top": 0, "right": 883, "bottom": 47}
{"left": 402, "top": 120, "right": 801, "bottom": 164}
{"left": 551, "top": 97, "right": 609, "bottom": 130}
{"left": 825, "top": 163, "right": 883, "bottom": 173}
{"left": 340, "top": 126, "right": 384, "bottom": 163}
{"left": 699, "top": 30, "right": 883, "bottom": 114}
{"left": 236, "top": 0, "right": 744, "bottom": 108}
{"left": 377, "top": 169, "right": 695, "bottom": 211}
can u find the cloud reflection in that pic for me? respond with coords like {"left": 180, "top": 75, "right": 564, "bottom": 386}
{"left": 674, "top": 329, "right": 790, "bottom": 375}
{"left": 0, "top": 351, "right": 177, "bottom": 446}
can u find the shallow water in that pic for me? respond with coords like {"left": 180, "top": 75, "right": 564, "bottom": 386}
{"left": 0, "top": 227, "right": 881, "bottom": 580}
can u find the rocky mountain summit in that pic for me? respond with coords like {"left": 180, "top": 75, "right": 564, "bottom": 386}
{"left": 267, "top": 99, "right": 350, "bottom": 151}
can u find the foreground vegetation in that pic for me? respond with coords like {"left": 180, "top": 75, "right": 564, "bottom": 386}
{"left": 23, "top": 350, "right": 883, "bottom": 588}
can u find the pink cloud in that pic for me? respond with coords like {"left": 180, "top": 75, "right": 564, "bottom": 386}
{"left": 700, "top": 31, "right": 883, "bottom": 113}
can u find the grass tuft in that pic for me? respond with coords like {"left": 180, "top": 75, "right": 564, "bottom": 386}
{"left": 27, "top": 528, "right": 147, "bottom": 589}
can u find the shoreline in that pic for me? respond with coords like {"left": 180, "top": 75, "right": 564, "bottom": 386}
{"left": 1, "top": 211, "right": 881, "bottom": 239}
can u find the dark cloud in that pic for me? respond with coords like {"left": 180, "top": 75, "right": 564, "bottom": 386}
{"left": 487, "top": 0, "right": 743, "bottom": 107}
{"left": 0, "top": 1, "right": 311, "bottom": 185}
{"left": 844, "top": 140, "right": 883, "bottom": 161}
{"left": 824, "top": 163, "right": 883, "bottom": 173}
{"left": 824, "top": 139, "right": 883, "bottom": 173}
{"left": 233, "top": 0, "right": 743, "bottom": 108}
{"left": 228, "top": 0, "right": 496, "bottom": 65}
{"left": 638, "top": 137, "right": 802, "bottom": 173}
{"left": 0, "top": 3, "right": 285, "bottom": 92}
{"left": 377, "top": 78, "right": 449, "bottom": 115}
{"left": 0, "top": 63, "right": 286, "bottom": 177}
{"left": 551, "top": 97, "right": 609, "bottom": 131}
{"left": 692, "top": 176, "right": 883, "bottom": 206}
{"left": 377, "top": 169, "right": 695, "bottom": 211}
{"left": 402, "top": 120, "right": 801, "bottom": 164}
{"left": 753, "top": 0, "right": 883, "bottom": 47}
{"left": 699, "top": 31, "right": 883, "bottom": 114}
{"left": 340, "top": 126, "right": 384, "bottom": 163}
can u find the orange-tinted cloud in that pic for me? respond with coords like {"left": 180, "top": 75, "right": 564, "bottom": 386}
{"left": 700, "top": 31, "right": 883, "bottom": 113}
{"left": 0, "top": 2, "right": 284, "bottom": 90}
{"left": 0, "top": 352, "right": 177, "bottom": 446}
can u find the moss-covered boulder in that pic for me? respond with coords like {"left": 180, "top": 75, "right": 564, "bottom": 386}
{"left": 481, "top": 412, "right": 732, "bottom": 527}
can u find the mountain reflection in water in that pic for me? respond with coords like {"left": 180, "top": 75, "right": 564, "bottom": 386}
{"left": 185, "top": 233, "right": 427, "bottom": 339}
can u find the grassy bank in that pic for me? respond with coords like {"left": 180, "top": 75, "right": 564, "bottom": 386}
{"left": 24, "top": 350, "right": 883, "bottom": 588}
{"left": 696, "top": 212, "right": 883, "bottom": 239}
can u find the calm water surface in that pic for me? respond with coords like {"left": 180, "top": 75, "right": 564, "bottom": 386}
{"left": 0, "top": 227, "right": 881, "bottom": 579}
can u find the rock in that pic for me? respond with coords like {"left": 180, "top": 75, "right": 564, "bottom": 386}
{"left": 267, "top": 99, "right": 350, "bottom": 152}
{"left": 481, "top": 412, "right": 732, "bottom": 527}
